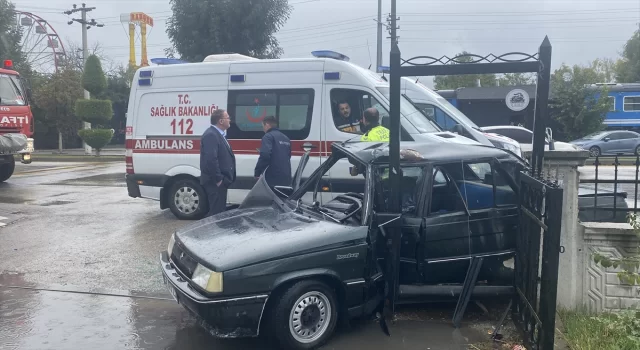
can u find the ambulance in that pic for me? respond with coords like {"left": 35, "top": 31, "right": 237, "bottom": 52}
{"left": 125, "top": 51, "right": 495, "bottom": 220}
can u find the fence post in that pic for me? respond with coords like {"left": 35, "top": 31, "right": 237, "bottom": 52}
{"left": 526, "top": 149, "right": 589, "bottom": 308}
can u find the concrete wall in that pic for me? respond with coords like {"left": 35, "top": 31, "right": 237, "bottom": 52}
{"left": 582, "top": 222, "right": 640, "bottom": 311}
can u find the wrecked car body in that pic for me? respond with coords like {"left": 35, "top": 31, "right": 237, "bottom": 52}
{"left": 160, "top": 140, "right": 525, "bottom": 349}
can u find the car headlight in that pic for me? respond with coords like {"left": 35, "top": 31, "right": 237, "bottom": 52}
{"left": 167, "top": 233, "right": 176, "bottom": 257}
{"left": 192, "top": 263, "right": 224, "bottom": 293}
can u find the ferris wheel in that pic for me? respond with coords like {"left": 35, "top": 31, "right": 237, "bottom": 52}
{"left": 14, "top": 11, "right": 67, "bottom": 74}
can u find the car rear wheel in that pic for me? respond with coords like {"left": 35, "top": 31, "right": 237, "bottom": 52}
{"left": 0, "top": 156, "right": 15, "bottom": 183}
{"left": 167, "top": 178, "right": 207, "bottom": 220}
{"left": 270, "top": 280, "right": 338, "bottom": 350}
{"left": 589, "top": 146, "right": 601, "bottom": 157}
{"left": 635, "top": 145, "right": 640, "bottom": 156}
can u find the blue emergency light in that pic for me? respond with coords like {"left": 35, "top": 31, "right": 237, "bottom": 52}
{"left": 324, "top": 72, "right": 341, "bottom": 80}
{"left": 311, "top": 50, "right": 350, "bottom": 62}
{"left": 378, "top": 66, "right": 390, "bottom": 74}
{"left": 150, "top": 57, "right": 188, "bottom": 65}
{"left": 138, "top": 78, "right": 152, "bottom": 86}
{"left": 139, "top": 70, "right": 153, "bottom": 78}
{"left": 230, "top": 74, "right": 246, "bottom": 82}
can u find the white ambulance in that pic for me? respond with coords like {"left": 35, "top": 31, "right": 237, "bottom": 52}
{"left": 125, "top": 51, "right": 488, "bottom": 220}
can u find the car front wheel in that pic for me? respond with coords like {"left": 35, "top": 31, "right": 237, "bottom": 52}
{"left": 167, "top": 178, "right": 207, "bottom": 220}
{"left": 635, "top": 145, "right": 640, "bottom": 156}
{"left": 270, "top": 280, "right": 338, "bottom": 350}
{"left": 589, "top": 146, "right": 601, "bottom": 157}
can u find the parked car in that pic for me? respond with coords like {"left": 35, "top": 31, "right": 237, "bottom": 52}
{"left": 160, "top": 140, "right": 524, "bottom": 349}
{"left": 480, "top": 125, "right": 580, "bottom": 153}
{"left": 570, "top": 130, "right": 640, "bottom": 157}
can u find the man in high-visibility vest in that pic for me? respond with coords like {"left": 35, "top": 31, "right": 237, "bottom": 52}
{"left": 360, "top": 108, "right": 390, "bottom": 142}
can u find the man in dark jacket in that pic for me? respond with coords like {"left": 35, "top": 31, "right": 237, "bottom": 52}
{"left": 200, "top": 109, "right": 236, "bottom": 217}
{"left": 254, "top": 115, "right": 292, "bottom": 188}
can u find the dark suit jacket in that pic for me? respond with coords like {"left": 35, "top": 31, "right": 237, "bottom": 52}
{"left": 200, "top": 126, "right": 236, "bottom": 187}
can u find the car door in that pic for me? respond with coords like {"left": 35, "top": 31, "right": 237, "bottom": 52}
{"left": 618, "top": 132, "right": 639, "bottom": 154}
{"left": 420, "top": 162, "right": 471, "bottom": 284}
{"left": 372, "top": 165, "right": 427, "bottom": 284}
{"left": 455, "top": 160, "right": 519, "bottom": 256}
{"left": 600, "top": 132, "right": 618, "bottom": 154}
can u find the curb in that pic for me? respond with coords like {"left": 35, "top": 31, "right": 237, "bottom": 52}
{"left": 15, "top": 155, "right": 124, "bottom": 163}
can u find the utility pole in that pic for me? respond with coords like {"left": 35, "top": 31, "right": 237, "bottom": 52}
{"left": 65, "top": 3, "right": 104, "bottom": 154}
{"left": 376, "top": 0, "right": 382, "bottom": 72}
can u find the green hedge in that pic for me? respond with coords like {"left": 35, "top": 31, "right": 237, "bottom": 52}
{"left": 75, "top": 99, "right": 113, "bottom": 124}
{"left": 78, "top": 129, "right": 114, "bottom": 150}
{"left": 82, "top": 55, "right": 107, "bottom": 96}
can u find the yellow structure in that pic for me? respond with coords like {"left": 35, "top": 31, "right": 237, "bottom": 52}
{"left": 120, "top": 12, "right": 154, "bottom": 68}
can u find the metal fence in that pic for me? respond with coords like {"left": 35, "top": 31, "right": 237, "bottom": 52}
{"left": 512, "top": 171, "right": 563, "bottom": 350}
{"left": 579, "top": 155, "right": 640, "bottom": 223}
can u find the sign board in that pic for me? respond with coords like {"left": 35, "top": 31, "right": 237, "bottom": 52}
{"left": 505, "top": 89, "right": 530, "bottom": 112}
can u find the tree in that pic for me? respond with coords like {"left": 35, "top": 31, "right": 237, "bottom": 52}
{"left": 0, "top": 0, "right": 30, "bottom": 74}
{"left": 75, "top": 55, "right": 113, "bottom": 156}
{"left": 63, "top": 40, "right": 116, "bottom": 74}
{"left": 590, "top": 57, "right": 618, "bottom": 83}
{"left": 433, "top": 52, "right": 497, "bottom": 90}
{"left": 497, "top": 73, "right": 535, "bottom": 86}
{"left": 615, "top": 30, "right": 640, "bottom": 83}
{"left": 549, "top": 63, "right": 612, "bottom": 141}
{"left": 166, "top": 0, "right": 292, "bottom": 61}
{"left": 33, "top": 66, "right": 84, "bottom": 151}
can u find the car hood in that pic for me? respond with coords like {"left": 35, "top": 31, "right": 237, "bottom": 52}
{"left": 175, "top": 208, "right": 367, "bottom": 271}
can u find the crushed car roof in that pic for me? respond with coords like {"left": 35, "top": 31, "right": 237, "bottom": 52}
{"left": 333, "top": 140, "right": 521, "bottom": 164}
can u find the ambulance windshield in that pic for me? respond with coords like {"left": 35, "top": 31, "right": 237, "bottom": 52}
{"left": 0, "top": 74, "right": 25, "bottom": 106}
{"left": 376, "top": 87, "right": 440, "bottom": 133}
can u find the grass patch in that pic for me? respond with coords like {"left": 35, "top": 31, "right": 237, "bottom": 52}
{"left": 558, "top": 308, "right": 640, "bottom": 350}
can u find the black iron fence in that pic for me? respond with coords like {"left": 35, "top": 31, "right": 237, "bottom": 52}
{"left": 578, "top": 155, "right": 640, "bottom": 223}
{"left": 512, "top": 171, "right": 563, "bottom": 350}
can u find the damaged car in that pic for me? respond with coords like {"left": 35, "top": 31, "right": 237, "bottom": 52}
{"left": 160, "top": 140, "right": 525, "bottom": 349}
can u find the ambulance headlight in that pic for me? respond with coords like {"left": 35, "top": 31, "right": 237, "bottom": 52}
{"left": 192, "top": 264, "right": 224, "bottom": 293}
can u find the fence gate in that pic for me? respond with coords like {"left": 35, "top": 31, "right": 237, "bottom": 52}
{"left": 513, "top": 171, "right": 563, "bottom": 350}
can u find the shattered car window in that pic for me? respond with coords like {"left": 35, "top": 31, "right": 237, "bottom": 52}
{"left": 375, "top": 166, "right": 425, "bottom": 214}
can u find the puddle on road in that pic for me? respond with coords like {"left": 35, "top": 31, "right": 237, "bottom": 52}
{"left": 48, "top": 173, "right": 125, "bottom": 187}
{"left": 38, "top": 200, "right": 75, "bottom": 207}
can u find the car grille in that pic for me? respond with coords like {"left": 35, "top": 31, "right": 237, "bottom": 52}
{"left": 170, "top": 243, "right": 198, "bottom": 278}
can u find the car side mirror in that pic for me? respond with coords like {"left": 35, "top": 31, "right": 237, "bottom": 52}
{"left": 604, "top": 137, "right": 610, "bottom": 142}
{"left": 274, "top": 186, "right": 294, "bottom": 198}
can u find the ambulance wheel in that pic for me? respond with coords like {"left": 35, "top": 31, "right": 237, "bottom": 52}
{"left": 167, "top": 178, "right": 207, "bottom": 220}
{"left": 270, "top": 280, "right": 338, "bottom": 350}
{"left": 0, "top": 157, "right": 15, "bottom": 183}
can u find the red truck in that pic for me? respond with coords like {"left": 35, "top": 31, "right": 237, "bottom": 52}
{"left": 0, "top": 59, "right": 34, "bottom": 182}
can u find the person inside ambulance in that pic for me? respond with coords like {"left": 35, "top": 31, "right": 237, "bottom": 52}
{"left": 360, "top": 108, "right": 390, "bottom": 142}
{"left": 333, "top": 100, "right": 361, "bottom": 134}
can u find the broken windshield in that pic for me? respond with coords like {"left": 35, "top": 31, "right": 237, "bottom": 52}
{"left": 0, "top": 74, "right": 25, "bottom": 106}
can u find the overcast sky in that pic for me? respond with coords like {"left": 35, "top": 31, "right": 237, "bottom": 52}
{"left": 13, "top": 0, "right": 640, "bottom": 86}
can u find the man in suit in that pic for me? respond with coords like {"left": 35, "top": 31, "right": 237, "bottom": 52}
{"left": 200, "top": 109, "right": 236, "bottom": 217}
{"left": 254, "top": 115, "right": 292, "bottom": 189}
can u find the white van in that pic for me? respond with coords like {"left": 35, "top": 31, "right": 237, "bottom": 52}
{"left": 395, "top": 76, "right": 522, "bottom": 156}
{"left": 125, "top": 51, "right": 483, "bottom": 220}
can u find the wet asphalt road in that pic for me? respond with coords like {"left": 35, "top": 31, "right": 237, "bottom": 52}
{"left": 0, "top": 162, "right": 502, "bottom": 350}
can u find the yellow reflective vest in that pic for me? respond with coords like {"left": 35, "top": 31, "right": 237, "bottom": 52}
{"left": 361, "top": 125, "right": 390, "bottom": 142}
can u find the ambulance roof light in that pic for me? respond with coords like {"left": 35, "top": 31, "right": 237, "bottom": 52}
{"left": 150, "top": 58, "right": 188, "bottom": 65}
{"left": 3, "top": 60, "right": 13, "bottom": 69}
{"left": 311, "top": 50, "right": 350, "bottom": 62}
{"left": 379, "top": 65, "right": 390, "bottom": 73}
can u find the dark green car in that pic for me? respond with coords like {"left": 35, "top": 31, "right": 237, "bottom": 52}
{"left": 160, "top": 140, "right": 524, "bottom": 349}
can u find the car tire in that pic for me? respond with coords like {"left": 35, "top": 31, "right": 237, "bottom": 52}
{"left": 635, "top": 145, "right": 640, "bottom": 156}
{"left": 0, "top": 157, "right": 15, "bottom": 183}
{"left": 167, "top": 178, "right": 207, "bottom": 220}
{"left": 589, "top": 146, "right": 601, "bottom": 157}
{"left": 270, "top": 280, "right": 339, "bottom": 350}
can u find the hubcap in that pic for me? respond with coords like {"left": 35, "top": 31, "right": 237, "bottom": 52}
{"left": 590, "top": 147, "right": 600, "bottom": 157}
{"left": 289, "top": 291, "right": 331, "bottom": 344}
{"left": 174, "top": 186, "right": 200, "bottom": 214}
